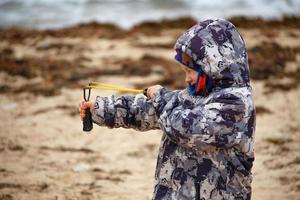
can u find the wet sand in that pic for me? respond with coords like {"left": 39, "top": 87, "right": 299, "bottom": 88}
{"left": 0, "top": 17, "right": 299, "bottom": 200}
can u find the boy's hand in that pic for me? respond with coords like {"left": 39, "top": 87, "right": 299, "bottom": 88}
{"left": 79, "top": 100, "right": 95, "bottom": 121}
{"left": 147, "top": 85, "right": 163, "bottom": 99}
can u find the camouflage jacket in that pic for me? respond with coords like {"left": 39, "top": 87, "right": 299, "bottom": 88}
{"left": 92, "top": 18, "right": 256, "bottom": 200}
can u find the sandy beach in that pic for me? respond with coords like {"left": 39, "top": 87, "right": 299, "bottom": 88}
{"left": 0, "top": 17, "right": 299, "bottom": 200}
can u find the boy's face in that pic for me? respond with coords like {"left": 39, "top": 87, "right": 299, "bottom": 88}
{"left": 181, "top": 66, "right": 198, "bottom": 86}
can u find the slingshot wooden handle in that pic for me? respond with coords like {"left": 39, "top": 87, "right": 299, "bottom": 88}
{"left": 83, "top": 88, "right": 93, "bottom": 132}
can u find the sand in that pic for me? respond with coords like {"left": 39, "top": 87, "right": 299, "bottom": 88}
{"left": 0, "top": 17, "right": 299, "bottom": 200}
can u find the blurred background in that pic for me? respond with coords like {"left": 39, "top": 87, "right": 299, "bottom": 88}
{"left": 0, "top": 0, "right": 299, "bottom": 200}
{"left": 0, "top": 0, "right": 300, "bottom": 29}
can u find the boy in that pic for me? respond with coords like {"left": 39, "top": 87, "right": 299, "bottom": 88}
{"left": 79, "top": 18, "right": 255, "bottom": 200}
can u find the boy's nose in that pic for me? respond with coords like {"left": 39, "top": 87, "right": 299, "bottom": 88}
{"left": 185, "top": 76, "right": 192, "bottom": 84}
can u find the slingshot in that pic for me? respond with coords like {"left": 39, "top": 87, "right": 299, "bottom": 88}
{"left": 82, "top": 82, "right": 147, "bottom": 132}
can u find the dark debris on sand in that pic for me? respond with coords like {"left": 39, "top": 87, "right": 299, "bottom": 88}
{"left": 0, "top": 48, "right": 134, "bottom": 96}
{"left": 248, "top": 42, "right": 299, "bottom": 80}
{"left": 111, "top": 54, "right": 186, "bottom": 89}
{"left": 229, "top": 16, "right": 300, "bottom": 29}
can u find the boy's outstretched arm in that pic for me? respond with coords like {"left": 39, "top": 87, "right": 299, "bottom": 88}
{"left": 90, "top": 93, "right": 160, "bottom": 131}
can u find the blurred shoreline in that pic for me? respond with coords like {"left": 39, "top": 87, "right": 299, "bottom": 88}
{"left": 1, "top": 0, "right": 299, "bottom": 30}
{"left": 1, "top": 15, "right": 300, "bottom": 35}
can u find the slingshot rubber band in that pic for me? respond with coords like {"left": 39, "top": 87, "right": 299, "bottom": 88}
{"left": 84, "top": 82, "right": 144, "bottom": 94}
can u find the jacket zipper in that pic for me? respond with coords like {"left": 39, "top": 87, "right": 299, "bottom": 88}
{"left": 195, "top": 182, "right": 200, "bottom": 200}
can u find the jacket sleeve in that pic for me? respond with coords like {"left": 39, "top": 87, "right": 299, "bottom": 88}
{"left": 152, "top": 88, "right": 253, "bottom": 151}
{"left": 91, "top": 94, "right": 160, "bottom": 131}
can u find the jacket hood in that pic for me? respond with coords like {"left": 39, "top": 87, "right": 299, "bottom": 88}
{"left": 175, "top": 18, "right": 250, "bottom": 87}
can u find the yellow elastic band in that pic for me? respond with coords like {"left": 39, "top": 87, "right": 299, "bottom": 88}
{"left": 89, "top": 82, "right": 135, "bottom": 90}
{"left": 85, "top": 82, "right": 144, "bottom": 94}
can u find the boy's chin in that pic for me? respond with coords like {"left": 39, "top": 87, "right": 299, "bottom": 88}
{"left": 187, "top": 83, "right": 197, "bottom": 95}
